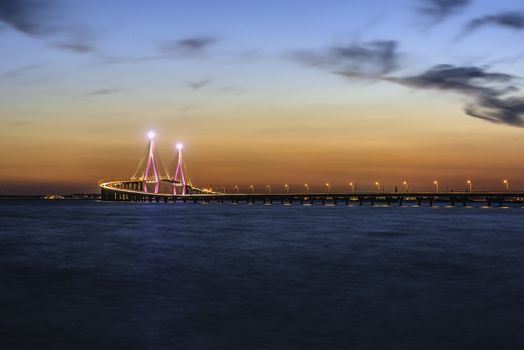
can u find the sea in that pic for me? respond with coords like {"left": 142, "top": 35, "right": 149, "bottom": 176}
{"left": 1, "top": 200, "right": 523, "bottom": 349}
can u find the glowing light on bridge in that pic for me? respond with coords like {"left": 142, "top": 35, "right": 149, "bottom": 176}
{"left": 173, "top": 142, "right": 187, "bottom": 195}
{"left": 148, "top": 131, "right": 156, "bottom": 139}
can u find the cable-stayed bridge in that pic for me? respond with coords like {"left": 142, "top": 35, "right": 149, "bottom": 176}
{"left": 99, "top": 133, "right": 524, "bottom": 206}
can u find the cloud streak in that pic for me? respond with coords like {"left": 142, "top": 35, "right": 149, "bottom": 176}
{"left": 418, "top": 0, "right": 471, "bottom": 21}
{"left": 187, "top": 79, "right": 212, "bottom": 89}
{"left": 81, "top": 88, "right": 124, "bottom": 97}
{"left": 2, "top": 62, "right": 47, "bottom": 78}
{"left": 159, "top": 36, "right": 218, "bottom": 57}
{"left": 464, "top": 12, "right": 524, "bottom": 34}
{"left": 293, "top": 40, "right": 400, "bottom": 78}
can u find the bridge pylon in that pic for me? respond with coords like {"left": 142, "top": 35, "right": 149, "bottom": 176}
{"left": 173, "top": 143, "right": 188, "bottom": 195}
{"left": 131, "top": 131, "right": 166, "bottom": 194}
{"left": 144, "top": 132, "right": 160, "bottom": 193}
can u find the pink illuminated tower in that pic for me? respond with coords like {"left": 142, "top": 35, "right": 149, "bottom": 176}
{"left": 143, "top": 131, "right": 160, "bottom": 193}
{"left": 173, "top": 143, "right": 187, "bottom": 195}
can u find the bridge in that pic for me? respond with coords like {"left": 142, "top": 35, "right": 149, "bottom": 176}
{"left": 99, "top": 132, "right": 524, "bottom": 206}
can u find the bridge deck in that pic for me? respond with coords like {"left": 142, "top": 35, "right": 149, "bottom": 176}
{"left": 99, "top": 180, "right": 524, "bottom": 206}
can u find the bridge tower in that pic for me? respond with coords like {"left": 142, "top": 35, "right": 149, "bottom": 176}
{"left": 173, "top": 143, "right": 187, "bottom": 195}
{"left": 142, "top": 131, "right": 160, "bottom": 193}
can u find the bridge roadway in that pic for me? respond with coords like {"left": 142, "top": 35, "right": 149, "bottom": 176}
{"left": 100, "top": 180, "right": 524, "bottom": 206}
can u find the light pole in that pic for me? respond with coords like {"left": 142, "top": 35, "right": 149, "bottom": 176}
{"left": 221, "top": 186, "right": 226, "bottom": 194}
{"left": 467, "top": 180, "right": 472, "bottom": 192}
{"left": 265, "top": 184, "right": 271, "bottom": 194}
{"left": 249, "top": 185, "right": 255, "bottom": 194}
{"left": 326, "top": 182, "right": 331, "bottom": 193}
{"left": 304, "top": 183, "right": 309, "bottom": 194}
{"left": 433, "top": 180, "right": 439, "bottom": 193}
{"left": 375, "top": 181, "right": 380, "bottom": 193}
{"left": 234, "top": 185, "right": 239, "bottom": 194}
{"left": 284, "top": 184, "right": 289, "bottom": 193}
{"left": 503, "top": 179, "right": 509, "bottom": 192}
{"left": 349, "top": 182, "right": 354, "bottom": 193}
{"left": 403, "top": 181, "right": 408, "bottom": 192}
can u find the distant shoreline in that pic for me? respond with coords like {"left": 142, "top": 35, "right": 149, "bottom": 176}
{"left": 0, "top": 194, "right": 101, "bottom": 200}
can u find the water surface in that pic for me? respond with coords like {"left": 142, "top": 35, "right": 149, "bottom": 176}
{"left": 1, "top": 200, "right": 523, "bottom": 349}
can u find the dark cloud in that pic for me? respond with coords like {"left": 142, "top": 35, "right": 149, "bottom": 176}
{"left": 187, "top": 79, "right": 212, "bottom": 89}
{"left": 0, "top": 0, "right": 95, "bottom": 53}
{"left": 465, "top": 96, "right": 524, "bottom": 127}
{"left": 418, "top": 0, "right": 471, "bottom": 21}
{"left": 293, "top": 40, "right": 399, "bottom": 78}
{"left": 464, "top": 12, "right": 524, "bottom": 34}
{"left": 0, "top": 0, "right": 56, "bottom": 36}
{"left": 387, "top": 64, "right": 524, "bottom": 127}
{"left": 81, "top": 88, "right": 123, "bottom": 97}
{"left": 159, "top": 36, "right": 217, "bottom": 57}
{"left": 387, "top": 64, "right": 516, "bottom": 96}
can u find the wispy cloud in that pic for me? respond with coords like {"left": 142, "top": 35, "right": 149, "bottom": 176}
{"left": 1, "top": 62, "right": 47, "bottom": 78}
{"left": 187, "top": 79, "right": 212, "bottom": 89}
{"left": 159, "top": 36, "right": 218, "bottom": 57}
{"left": 292, "top": 40, "right": 400, "bottom": 78}
{"left": 81, "top": 88, "right": 124, "bottom": 97}
{"left": 418, "top": 0, "right": 471, "bottom": 22}
{"left": 52, "top": 36, "right": 96, "bottom": 53}
{"left": 463, "top": 12, "right": 524, "bottom": 35}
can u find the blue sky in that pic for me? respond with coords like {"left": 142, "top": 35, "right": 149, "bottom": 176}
{"left": 2, "top": 0, "right": 524, "bottom": 193}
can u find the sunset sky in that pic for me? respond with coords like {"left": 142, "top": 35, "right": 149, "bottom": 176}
{"left": 2, "top": 0, "right": 524, "bottom": 194}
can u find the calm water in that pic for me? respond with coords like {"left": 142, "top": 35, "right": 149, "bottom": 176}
{"left": 1, "top": 200, "right": 524, "bottom": 349}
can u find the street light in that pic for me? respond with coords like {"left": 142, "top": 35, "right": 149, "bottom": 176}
{"left": 284, "top": 184, "right": 289, "bottom": 193}
{"left": 234, "top": 185, "right": 239, "bottom": 194}
{"left": 375, "top": 181, "right": 380, "bottom": 193}
{"left": 467, "top": 180, "right": 472, "bottom": 192}
{"left": 403, "top": 180, "right": 408, "bottom": 192}
{"left": 249, "top": 185, "right": 255, "bottom": 194}
{"left": 304, "top": 183, "right": 309, "bottom": 194}
{"left": 221, "top": 186, "right": 226, "bottom": 194}
{"left": 503, "top": 179, "right": 509, "bottom": 192}
{"left": 349, "top": 182, "right": 354, "bottom": 193}
{"left": 326, "top": 182, "right": 331, "bottom": 193}
{"left": 265, "top": 184, "right": 271, "bottom": 193}
{"left": 433, "top": 180, "right": 439, "bottom": 193}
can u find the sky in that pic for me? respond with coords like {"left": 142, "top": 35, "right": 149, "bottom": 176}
{"left": 1, "top": 0, "right": 524, "bottom": 194}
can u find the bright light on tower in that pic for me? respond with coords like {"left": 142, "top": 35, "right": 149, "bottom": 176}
{"left": 148, "top": 131, "right": 156, "bottom": 139}
{"left": 176, "top": 143, "right": 183, "bottom": 150}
